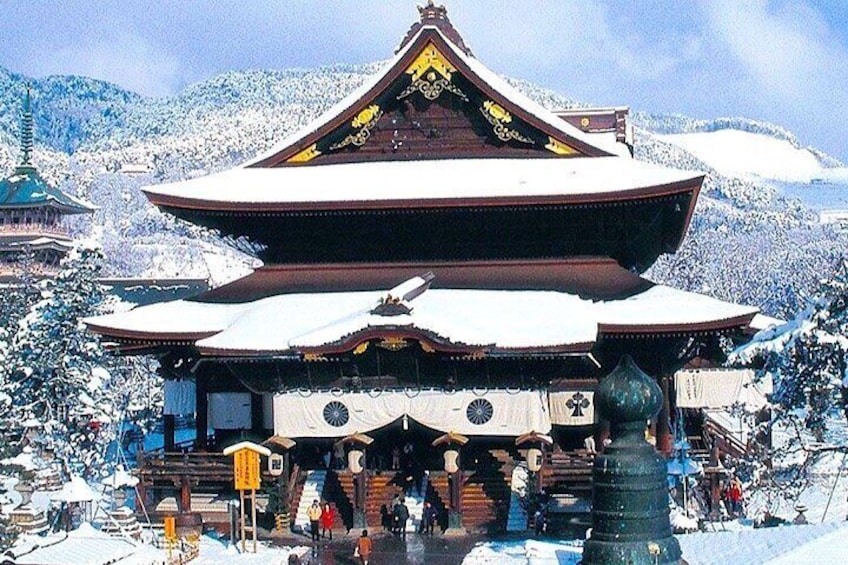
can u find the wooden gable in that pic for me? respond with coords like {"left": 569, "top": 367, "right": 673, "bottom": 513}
{"left": 251, "top": 27, "right": 611, "bottom": 168}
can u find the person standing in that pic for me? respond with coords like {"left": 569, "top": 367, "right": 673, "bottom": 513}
{"left": 396, "top": 498, "right": 410, "bottom": 539}
{"left": 421, "top": 501, "right": 437, "bottom": 535}
{"left": 321, "top": 501, "right": 335, "bottom": 540}
{"left": 307, "top": 499, "right": 322, "bottom": 543}
{"left": 356, "top": 529, "right": 372, "bottom": 565}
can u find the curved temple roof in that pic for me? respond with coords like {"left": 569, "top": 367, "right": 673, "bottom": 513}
{"left": 85, "top": 279, "right": 757, "bottom": 357}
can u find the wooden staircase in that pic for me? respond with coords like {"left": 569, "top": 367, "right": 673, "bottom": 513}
{"left": 542, "top": 451, "right": 594, "bottom": 499}
{"left": 324, "top": 470, "right": 355, "bottom": 531}
{"left": 460, "top": 450, "right": 515, "bottom": 533}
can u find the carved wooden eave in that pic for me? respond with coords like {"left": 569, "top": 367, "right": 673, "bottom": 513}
{"left": 247, "top": 25, "right": 613, "bottom": 169}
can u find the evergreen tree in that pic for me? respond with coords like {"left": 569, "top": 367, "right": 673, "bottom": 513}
{"left": 7, "top": 242, "right": 119, "bottom": 479}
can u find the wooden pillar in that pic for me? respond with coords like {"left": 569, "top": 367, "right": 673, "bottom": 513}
{"left": 179, "top": 475, "right": 192, "bottom": 513}
{"left": 708, "top": 441, "right": 721, "bottom": 519}
{"left": 656, "top": 376, "right": 673, "bottom": 456}
{"left": 163, "top": 415, "right": 176, "bottom": 453}
{"left": 195, "top": 377, "right": 208, "bottom": 451}
{"left": 250, "top": 393, "right": 263, "bottom": 433}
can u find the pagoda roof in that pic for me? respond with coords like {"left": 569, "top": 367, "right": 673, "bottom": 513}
{"left": 144, "top": 156, "right": 702, "bottom": 213}
{"left": 0, "top": 166, "right": 94, "bottom": 215}
{"left": 85, "top": 278, "right": 757, "bottom": 357}
{"left": 1, "top": 236, "right": 74, "bottom": 253}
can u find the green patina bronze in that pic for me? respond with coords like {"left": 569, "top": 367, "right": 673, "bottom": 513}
{"left": 582, "top": 355, "right": 682, "bottom": 565}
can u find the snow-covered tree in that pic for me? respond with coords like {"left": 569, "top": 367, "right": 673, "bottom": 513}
{"left": 6, "top": 242, "right": 119, "bottom": 479}
{"left": 730, "top": 260, "right": 848, "bottom": 500}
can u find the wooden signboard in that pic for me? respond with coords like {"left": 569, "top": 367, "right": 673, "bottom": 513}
{"left": 164, "top": 516, "right": 176, "bottom": 540}
{"left": 233, "top": 449, "right": 261, "bottom": 491}
{"left": 222, "top": 441, "right": 271, "bottom": 553}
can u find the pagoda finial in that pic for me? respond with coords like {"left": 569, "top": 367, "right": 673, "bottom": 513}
{"left": 19, "top": 85, "right": 34, "bottom": 169}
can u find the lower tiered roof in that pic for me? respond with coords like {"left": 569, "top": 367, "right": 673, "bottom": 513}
{"left": 86, "top": 260, "right": 757, "bottom": 357}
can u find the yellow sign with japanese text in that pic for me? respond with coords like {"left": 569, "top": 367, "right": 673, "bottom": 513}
{"left": 164, "top": 516, "right": 176, "bottom": 540}
{"left": 233, "top": 448, "right": 261, "bottom": 491}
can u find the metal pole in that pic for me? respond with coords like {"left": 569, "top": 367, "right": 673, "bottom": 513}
{"left": 822, "top": 451, "right": 847, "bottom": 523}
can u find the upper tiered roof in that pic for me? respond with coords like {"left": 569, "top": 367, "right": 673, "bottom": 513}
{"left": 141, "top": 4, "right": 703, "bottom": 271}
{"left": 0, "top": 88, "right": 94, "bottom": 215}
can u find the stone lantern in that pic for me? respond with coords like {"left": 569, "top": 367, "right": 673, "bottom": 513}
{"left": 582, "top": 355, "right": 682, "bottom": 565}
{"left": 432, "top": 431, "right": 469, "bottom": 531}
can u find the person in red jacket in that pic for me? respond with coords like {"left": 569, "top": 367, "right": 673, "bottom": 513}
{"left": 321, "top": 501, "right": 336, "bottom": 540}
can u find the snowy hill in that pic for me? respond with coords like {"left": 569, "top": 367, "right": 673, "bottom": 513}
{"left": 657, "top": 129, "right": 828, "bottom": 182}
{"left": 0, "top": 64, "right": 845, "bottom": 317}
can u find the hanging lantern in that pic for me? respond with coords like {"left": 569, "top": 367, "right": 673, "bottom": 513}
{"left": 348, "top": 449, "right": 364, "bottom": 474}
{"left": 443, "top": 449, "right": 459, "bottom": 474}
{"left": 527, "top": 447, "right": 543, "bottom": 473}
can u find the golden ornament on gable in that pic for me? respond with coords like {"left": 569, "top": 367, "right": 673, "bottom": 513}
{"left": 483, "top": 100, "right": 512, "bottom": 123}
{"left": 352, "top": 105, "right": 381, "bottom": 128}
{"left": 406, "top": 42, "right": 455, "bottom": 81}
{"left": 286, "top": 143, "right": 321, "bottom": 163}
{"left": 545, "top": 136, "right": 579, "bottom": 156}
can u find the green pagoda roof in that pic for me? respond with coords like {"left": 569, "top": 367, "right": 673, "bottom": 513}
{"left": 0, "top": 87, "right": 94, "bottom": 215}
{"left": 0, "top": 167, "right": 94, "bottom": 214}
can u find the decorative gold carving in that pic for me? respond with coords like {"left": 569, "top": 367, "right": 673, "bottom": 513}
{"left": 353, "top": 342, "right": 369, "bottom": 355}
{"left": 483, "top": 100, "right": 511, "bottom": 123}
{"left": 420, "top": 342, "right": 436, "bottom": 353}
{"left": 580, "top": 117, "right": 590, "bottom": 128}
{"left": 399, "top": 42, "right": 466, "bottom": 102}
{"left": 304, "top": 352, "right": 328, "bottom": 362}
{"left": 397, "top": 76, "right": 467, "bottom": 101}
{"left": 353, "top": 105, "right": 380, "bottom": 128}
{"left": 376, "top": 337, "right": 410, "bottom": 352}
{"left": 406, "top": 42, "right": 455, "bottom": 81}
{"left": 545, "top": 136, "right": 578, "bottom": 156}
{"left": 480, "top": 101, "right": 534, "bottom": 145}
{"left": 330, "top": 105, "right": 384, "bottom": 151}
{"left": 286, "top": 143, "right": 321, "bottom": 163}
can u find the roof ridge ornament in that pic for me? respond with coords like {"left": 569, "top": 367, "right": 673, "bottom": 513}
{"left": 396, "top": 2, "right": 473, "bottom": 57}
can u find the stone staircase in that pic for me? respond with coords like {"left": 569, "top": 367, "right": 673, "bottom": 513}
{"left": 292, "top": 470, "right": 326, "bottom": 533}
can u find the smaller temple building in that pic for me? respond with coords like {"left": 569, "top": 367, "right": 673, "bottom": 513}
{"left": 0, "top": 89, "right": 94, "bottom": 282}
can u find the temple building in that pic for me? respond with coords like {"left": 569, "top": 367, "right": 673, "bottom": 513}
{"left": 0, "top": 89, "right": 94, "bottom": 282}
{"left": 86, "top": 3, "right": 758, "bottom": 533}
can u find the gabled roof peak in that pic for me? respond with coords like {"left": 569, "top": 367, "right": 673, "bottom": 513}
{"left": 397, "top": 1, "right": 473, "bottom": 57}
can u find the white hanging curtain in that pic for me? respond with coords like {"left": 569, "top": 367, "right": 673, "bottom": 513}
{"left": 549, "top": 390, "right": 596, "bottom": 426}
{"left": 207, "top": 392, "right": 252, "bottom": 429}
{"left": 163, "top": 379, "right": 196, "bottom": 416}
{"left": 272, "top": 390, "right": 551, "bottom": 438}
{"left": 674, "top": 369, "right": 758, "bottom": 409}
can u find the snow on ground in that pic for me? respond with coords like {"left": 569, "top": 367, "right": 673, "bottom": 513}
{"left": 192, "top": 534, "right": 309, "bottom": 565}
{"left": 678, "top": 521, "right": 848, "bottom": 564}
{"left": 658, "top": 130, "right": 825, "bottom": 182}
{"left": 462, "top": 539, "right": 583, "bottom": 565}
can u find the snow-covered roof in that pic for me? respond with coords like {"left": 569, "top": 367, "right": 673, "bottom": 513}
{"left": 8, "top": 523, "right": 167, "bottom": 565}
{"left": 245, "top": 25, "right": 618, "bottom": 168}
{"left": 143, "top": 157, "right": 701, "bottom": 209}
{"left": 86, "top": 283, "right": 757, "bottom": 355}
{"left": 50, "top": 475, "right": 99, "bottom": 503}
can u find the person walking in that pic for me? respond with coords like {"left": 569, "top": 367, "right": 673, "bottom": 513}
{"left": 307, "top": 499, "right": 322, "bottom": 543}
{"left": 321, "top": 501, "right": 336, "bottom": 540}
{"left": 356, "top": 529, "right": 372, "bottom": 565}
